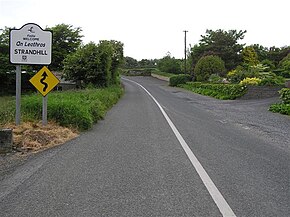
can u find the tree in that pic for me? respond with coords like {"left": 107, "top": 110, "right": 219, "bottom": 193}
{"left": 242, "top": 46, "right": 259, "bottom": 66}
{"left": 0, "top": 27, "right": 15, "bottom": 93}
{"left": 124, "top": 56, "right": 139, "bottom": 68}
{"left": 278, "top": 53, "right": 290, "bottom": 78}
{"left": 194, "top": 55, "right": 226, "bottom": 81}
{"left": 191, "top": 29, "right": 246, "bottom": 71}
{"left": 47, "top": 24, "right": 83, "bottom": 71}
{"left": 157, "top": 54, "right": 182, "bottom": 74}
{"left": 63, "top": 40, "right": 124, "bottom": 87}
{"left": 267, "top": 46, "right": 290, "bottom": 67}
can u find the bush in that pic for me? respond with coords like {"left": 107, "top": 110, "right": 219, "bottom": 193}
{"left": 208, "top": 74, "right": 222, "bottom": 83}
{"left": 169, "top": 74, "right": 192, "bottom": 87}
{"left": 158, "top": 54, "right": 182, "bottom": 74}
{"left": 180, "top": 82, "right": 246, "bottom": 100}
{"left": 194, "top": 55, "right": 226, "bottom": 81}
{"left": 269, "top": 88, "right": 290, "bottom": 116}
{"left": 239, "top": 77, "right": 261, "bottom": 86}
{"left": 279, "top": 88, "right": 290, "bottom": 104}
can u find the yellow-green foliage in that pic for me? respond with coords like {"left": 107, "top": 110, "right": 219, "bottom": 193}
{"left": 239, "top": 77, "right": 262, "bottom": 86}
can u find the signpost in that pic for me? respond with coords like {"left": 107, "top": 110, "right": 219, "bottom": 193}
{"left": 9, "top": 23, "right": 52, "bottom": 125}
{"left": 29, "top": 67, "right": 59, "bottom": 125}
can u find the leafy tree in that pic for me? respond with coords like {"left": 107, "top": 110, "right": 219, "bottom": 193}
{"left": 124, "top": 56, "right": 139, "bottom": 68}
{"left": 63, "top": 42, "right": 99, "bottom": 85}
{"left": 139, "top": 59, "right": 157, "bottom": 68}
{"left": 242, "top": 46, "right": 259, "bottom": 66}
{"left": 157, "top": 54, "right": 182, "bottom": 74}
{"left": 190, "top": 29, "right": 246, "bottom": 71}
{"left": 0, "top": 27, "right": 15, "bottom": 93}
{"left": 251, "top": 44, "right": 268, "bottom": 62}
{"left": 47, "top": 24, "right": 83, "bottom": 71}
{"left": 267, "top": 46, "right": 290, "bottom": 67}
{"left": 278, "top": 53, "right": 290, "bottom": 78}
{"left": 107, "top": 40, "right": 124, "bottom": 84}
{"left": 63, "top": 40, "right": 124, "bottom": 87}
{"left": 194, "top": 55, "right": 226, "bottom": 81}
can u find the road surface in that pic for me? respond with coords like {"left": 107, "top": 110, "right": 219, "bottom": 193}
{"left": 1, "top": 76, "right": 289, "bottom": 216}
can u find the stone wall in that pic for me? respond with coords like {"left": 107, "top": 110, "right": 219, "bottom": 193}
{"left": 0, "top": 129, "right": 13, "bottom": 153}
{"left": 240, "top": 86, "right": 282, "bottom": 100}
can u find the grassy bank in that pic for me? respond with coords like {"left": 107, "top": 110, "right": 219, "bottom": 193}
{"left": 0, "top": 85, "right": 123, "bottom": 130}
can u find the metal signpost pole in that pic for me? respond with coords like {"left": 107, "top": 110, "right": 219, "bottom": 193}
{"left": 42, "top": 95, "right": 48, "bottom": 126}
{"left": 15, "top": 65, "right": 21, "bottom": 125}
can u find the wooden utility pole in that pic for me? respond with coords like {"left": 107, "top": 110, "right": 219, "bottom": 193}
{"left": 183, "top": 30, "right": 188, "bottom": 74}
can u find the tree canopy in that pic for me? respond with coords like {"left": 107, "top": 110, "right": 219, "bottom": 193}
{"left": 190, "top": 29, "right": 246, "bottom": 72}
{"left": 46, "top": 24, "right": 83, "bottom": 71}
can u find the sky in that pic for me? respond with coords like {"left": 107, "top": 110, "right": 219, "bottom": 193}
{"left": 1, "top": 0, "right": 289, "bottom": 60}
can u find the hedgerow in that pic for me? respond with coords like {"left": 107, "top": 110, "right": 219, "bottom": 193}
{"left": 179, "top": 82, "right": 247, "bottom": 100}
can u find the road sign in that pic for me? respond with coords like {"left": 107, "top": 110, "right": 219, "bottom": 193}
{"left": 10, "top": 23, "right": 52, "bottom": 65}
{"left": 29, "top": 66, "right": 59, "bottom": 96}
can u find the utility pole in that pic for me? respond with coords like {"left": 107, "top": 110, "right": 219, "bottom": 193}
{"left": 183, "top": 30, "right": 188, "bottom": 74}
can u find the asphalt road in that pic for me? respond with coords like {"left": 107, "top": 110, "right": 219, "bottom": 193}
{"left": 0, "top": 76, "right": 289, "bottom": 216}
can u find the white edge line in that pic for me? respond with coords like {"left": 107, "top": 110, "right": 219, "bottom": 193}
{"left": 123, "top": 77, "right": 237, "bottom": 217}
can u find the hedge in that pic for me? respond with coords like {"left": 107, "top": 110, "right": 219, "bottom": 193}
{"left": 179, "top": 82, "right": 247, "bottom": 100}
{"left": 169, "top": 74, "right": 192, "bottom": 87}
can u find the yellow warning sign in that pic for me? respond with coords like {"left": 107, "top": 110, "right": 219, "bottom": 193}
{"left": 29, "top": 66, "right": 59, "bottom": 96}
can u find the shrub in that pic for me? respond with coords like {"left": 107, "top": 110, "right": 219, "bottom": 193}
{"left": 158, "top": 54, "right": 182, "bottom": 74}
{"left": 180, "top": 82, "right": 246, "bottom": 100}
{"left": 239, "top": 77, "right": 261, "bottom": 86}
{"left": 269, "top": 103, "right": 290, "bottom": 115}
{"left": 169, "top": 74, "right": 192, "bottom": 87}
{"left": 208, "top": 74, "right": 222, "bottom": 83}
{"left": 279, "top": 88, "right": 290, "bottom": 104}
{"left": 194, "top": 55, "right": 226, "bottom": 81}
{"left": 269, "top": 88, "right": 290, "bottom": 116}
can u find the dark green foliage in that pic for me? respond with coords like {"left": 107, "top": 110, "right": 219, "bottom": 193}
{"left": 157, "top": 54, "right": 182, "bottom": 74}
{"left": 180, "top": 82, "right": 247, "bottom": 100}
{"left": 194, "top": 29, "right": 246, "bottom": 71}
{"left": 63, "top": 40, "right": 124, "bottom": 87}
{"left": 169, "top": 74, "right": 192, "bottom": 87}
{"left": 0, "top": 86, "right": 123, "bottom": 130}
{"left": 46, "top": 24, "right": 83, "bottom": 71}
{"left": 123, "top": 57, "right": 139, "bottom": 68}
{"left": 259, "top": 72, "right": 285, "bottom": 86}
{"left": 194, "top": 55, "right": 226, "bottom": 81}
{"left": 121, "top": 68, "right": 153, "bottom": 76}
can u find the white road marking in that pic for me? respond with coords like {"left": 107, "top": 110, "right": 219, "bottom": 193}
{"left": 123, "top": 77, "right": 237, "bottom": 217}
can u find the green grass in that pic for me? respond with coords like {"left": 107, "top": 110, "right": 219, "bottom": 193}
{"left": 0, "top": 85, "right": 124, "bottom": 130}
{"left": 0, "top": 96, "right": 15, "bottom": 125}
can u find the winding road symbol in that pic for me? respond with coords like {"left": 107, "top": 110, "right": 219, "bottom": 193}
{"left": 40, "top": 71, "right": 48, "bottom": 92}
{"left": 29, "top": 66, "right": 59, "bottom": 97}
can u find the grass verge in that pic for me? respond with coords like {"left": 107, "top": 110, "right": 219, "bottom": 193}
{"left": 0, "top": 85, "right": 123, "bottom": 152}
